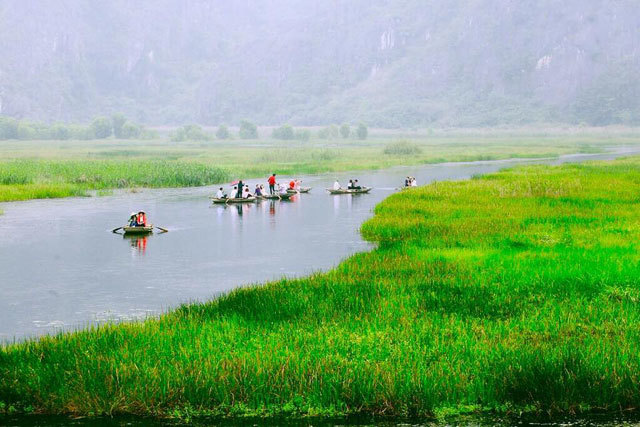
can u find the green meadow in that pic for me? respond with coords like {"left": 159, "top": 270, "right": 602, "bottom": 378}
{"left": 0, "top": 128, "right": 638, "bottom": 202}
{"left": 2, "top": 155, "right": 640, "bottom": 420}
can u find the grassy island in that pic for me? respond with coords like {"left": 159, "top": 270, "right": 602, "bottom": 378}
{"left": 2, "top": 155, "right": 640, "bottom": 420}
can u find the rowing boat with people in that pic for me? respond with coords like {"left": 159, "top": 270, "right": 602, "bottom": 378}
{"left": 122, "top": 225, "right": 154, "bottom": 234}
{"left": 211, "top": 197, "right": 258, "bottom": 204}
{"left": 259, "top": 193, "right": 294, "bottom": 200}
{"left": 287, "top": 187, "right": 311, "bottom": 194}
{"left": 326, "top": 187, "right": 372, "bottom": 195}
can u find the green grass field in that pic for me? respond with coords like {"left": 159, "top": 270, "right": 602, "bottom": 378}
{"left": 1, "top": 128, "right": 638, "bottom": 202}
{"left": 2, "top": 155, "right": 640, "bottom": 420}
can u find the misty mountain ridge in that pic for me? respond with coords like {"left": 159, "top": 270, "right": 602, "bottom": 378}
{"left": 0, "top": 0, "right": 638, "bottom": 127}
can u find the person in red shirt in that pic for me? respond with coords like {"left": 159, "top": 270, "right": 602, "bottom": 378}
{"left": 289, "top": 180, "right": 296, "bottom": 190}
{"left": 268, "top": 173, "right": 276, "bottom": 194}
{"left": 136, "top": 211, "right": 147, "bottom": 227}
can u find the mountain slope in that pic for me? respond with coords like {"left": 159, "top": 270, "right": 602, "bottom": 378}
{"left": 0, "top": 0, "right": 638, "bottom": 127}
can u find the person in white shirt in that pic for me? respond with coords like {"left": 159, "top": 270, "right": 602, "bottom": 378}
{"left": 411, "top": 178, "right": 417, "bottom": 187}
{"left": 279, "top": 183, "right": 288, "bottom": 195}
{"left": 229, "top": 186, "right": 238, "bottom": 199}
{"left": 215, "top": 187, "right": 225, "bottom": 199}
{"left": 243, "top": 186, "right": 253, "bottom": 198}
{"left": 333, "top": 180, "right": 341, "bottom": 190}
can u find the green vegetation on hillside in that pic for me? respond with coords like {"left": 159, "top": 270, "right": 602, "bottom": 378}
{"left": 2, "top": 156, "right": 640, "bottom": 419}
{"left": 1, "top": 2, "right": 638, "bottom": 126}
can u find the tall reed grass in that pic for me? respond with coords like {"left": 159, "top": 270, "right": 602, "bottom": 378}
{"left": 0, "top": 160, "right": 229, "bottom": 202}
{"left": 2, "top": 157, "right": 640, "bottom": 420}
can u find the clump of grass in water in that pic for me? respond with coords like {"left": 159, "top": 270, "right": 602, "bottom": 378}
{"left": 383, "top": 140, "right": 422, "bottom": 155}
{"left": 3, "top": 157, "right": 640, "bottom": 420}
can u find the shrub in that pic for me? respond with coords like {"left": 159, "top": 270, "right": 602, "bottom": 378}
{"left": 171, "top": 124, "right": 212, "bottom": 142}
{"left": 111, "top": 113, "right": 127, "bottom": 138}
{"left": 121, "top": 121, "right": 141, "bottom": 139}
{"left": 0, "top": 116, "right": 19, "bottom": 139}
{"left": 16, "top": 122, "right": 36, "bottom": 140}
{"left": 216, "top": 125, "right": 230, "bottom": 139}
{"left": 91, "top": 117, "right": 113, "bottom": 139}
{"left": 340, "top": 123, "right": 350, "bottom": 138}
{"left": 69, "top": 125, "right": 94, "bottom": 140}
{"left": 239, "top": 120, "right": 258, "bottom": 139}
{"left": 383, "top": 140, "right": 423, "bottom": 156}
{"left": 295, "top": 129, "right": 311, "bottom": 141}
{"left": 272, "top": 124, "right": 295, "bottom": 140}
{"left": 356, "top": 122, "right": 368, "bottom": 140}
{"left": 50, "top": 123, "right": 71, "bottom": 140}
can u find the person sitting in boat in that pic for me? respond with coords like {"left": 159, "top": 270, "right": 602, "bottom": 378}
{"left": 289, "top": 180, "right": 296, "bottom": 190}
{"left": 128, "top": 212, "right": 137, "bottom": 226}
{"left": 278, "top": 183, "right": 288, "bottom": 195}
{"left": 411, "top": 177, "right": 417, "bottom": 187}
{"left": 255, "top": 184, "right": 263, "bottom": 197}
{"left": 136, "top": 211, "right": 147, "bottom": 227}
{"left": 333, "top": 180, "right": 341, "bottom": 190}
{"left": 216, "top": 187, "right": 227, "bottom": 199}
{"left": 405, "top": 176, "right": 411, "bottom": 187}
{"left": 243, "top": 186, "right": 253, "bottom": 198}
{"left": 229, "top": 186, "right": 238, "bottom": 199}
{"left": 353, "top": 180, "right": 362, "bottom": 190}
{"left": 347, "top": 179, "right": 354, "bottom": 189}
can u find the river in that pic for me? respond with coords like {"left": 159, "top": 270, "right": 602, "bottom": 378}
{"left": 0, "top": 149, "right": 637, "bottom": 341}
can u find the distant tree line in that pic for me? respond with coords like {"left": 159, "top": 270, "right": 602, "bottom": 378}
{"left": 0, "top": 115, "right": 369, "bottom": 142}
{"left": 172, "top": 121, "right": 368, "bottom": 142}
{"left": 0, "top": 113, "right": 155, "bottom": 140}
{"left": 317, "top": 123, "right": 368, "bottom": 140}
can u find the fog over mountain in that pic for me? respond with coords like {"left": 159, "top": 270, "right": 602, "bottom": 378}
{"left": 0, "top": 0, "right": 638, "bottom": 127}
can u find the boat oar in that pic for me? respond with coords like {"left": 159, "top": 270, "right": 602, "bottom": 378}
{"left": 112, "top": 226, "right": 123, "bottom": 233}
{"left": 155, "top": 226, "right": 169, "bottom": 233}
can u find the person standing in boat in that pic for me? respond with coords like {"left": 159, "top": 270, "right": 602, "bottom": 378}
{"left": 268, "top": 174, "right": 276, "bottom": 194}
{"left": 236, "top": 180, "right": 244, "bottom": 199}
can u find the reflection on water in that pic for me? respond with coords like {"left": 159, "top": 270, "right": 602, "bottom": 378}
{"left": 0, "top": 149, "right": 637, "bottom": 340}
{"left": 124, "top": 234, "right": 149, "bottom": 256}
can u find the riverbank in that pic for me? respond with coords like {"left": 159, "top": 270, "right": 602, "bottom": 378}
{"left": 2, "top": 155, "right": 640, "bottom": 420}
{"left": 1, "top": 132, "right": 638, "bottom": 202}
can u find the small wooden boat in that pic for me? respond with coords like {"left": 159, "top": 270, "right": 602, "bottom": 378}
{"left": 326, "top": 187, "right": 372, "bottom": 195}
{"left": 211, "top": 197, "right": 257, "bottom": 204}
{"left": 259, "top": 193, "right": 294, "bottom": 200}
{"left": 123, "top": 225, "right": 154, "bottom": 234}
{"left": 287, "top": 187, "right": 311, "bottom": 194}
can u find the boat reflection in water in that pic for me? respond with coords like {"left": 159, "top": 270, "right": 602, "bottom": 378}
{"left": 124, "top": 234, "right": 149, "bottom": 255}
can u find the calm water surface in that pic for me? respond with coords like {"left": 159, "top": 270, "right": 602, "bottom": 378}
{"left": 0, "top": 149, "right": 636, "bottom": 341}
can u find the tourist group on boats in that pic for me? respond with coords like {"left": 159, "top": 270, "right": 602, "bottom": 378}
{"left": 116, "top": 172, "right": 379, "bottom": 234}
